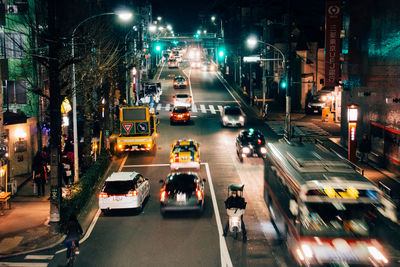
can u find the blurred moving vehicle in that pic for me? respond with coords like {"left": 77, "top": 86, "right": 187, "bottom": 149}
{"left": 202, "top": 62, "right": 215, "bottom": 72}
{"left": 235, "top": 128, "right": 267, "bottom": 162}
{"left": 264, "top": 141, "right": 391, "bottom": 266}
{"left": 168, "top": 58, "right": 179, "bottom": 68}
{"left": 99, "top": 172, "right": 150, "bottom": 214}
{"left": 169, "top": 139, "right": 200, "bottom": 170}
{"left": 173, "top": 75, "right": 187, "bottom": 89}
{"left": 170, "top": 106, "right": 190, "bottom": 125}
{"left": 191, "top": 60, "right": 201, "bottom": 69}
{"left": 306, "top": 89, "right": 334, "bottom": 114}
{"left": 138, "top": 84, "right": 160, "bottom": 105}
{"left": 159, "top": 172, "right": 206, "bottom": 215}
{"left": 173, "top": 93, "right": 192, "bottom": 109}
{"left": 221, "top": 106, "right": 245, "bottom": 127}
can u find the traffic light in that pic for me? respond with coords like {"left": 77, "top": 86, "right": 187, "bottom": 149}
{"left": 280, "top": 79, "right": 287, "bottom": 89}
{"left": 154, "top": 43, "right": 162, "bottom": 52}
{"left": 194, "top": 34, "right": 200, "bottom": 40}
{"left": 218, "top": 47, "right": 225, "bottom": 59}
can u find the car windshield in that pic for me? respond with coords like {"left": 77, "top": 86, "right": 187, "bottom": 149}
{"left": 176, "top": 94, "right": 189, "bottom": 98}
{"left": 165, "top": 174, "right": 197, "bottom": 193}
{"left": 103, "top": 180, "right": 135, "bottom": 195}
{"left": 241, "top": 132, "right": 265, "bottom": 144}
{"left": 173, "top": 144, "right": 197, "bottom": 153}
{"left": 177, "top": 78, "right": 185, "bottom": 82}
{"left": 145, "top": 87, "right": 157, "bottom": 94}
{"left": 173, "top": 107, "right": 188, "bottom": 113}
{"left": 300, "top": 202, "right": 377, "bottom": 238}
{"left": 225, "top": 108, "right": 241, "bottom": 115}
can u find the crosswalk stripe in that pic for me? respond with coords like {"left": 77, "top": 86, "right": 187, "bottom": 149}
{"left": 156, "top": 104, "right": 162, "bottom": 111}
{"left": 209, "top": 105, "right": 216, "bottom": 114}
{"left": 217, "top": 105, "right": 223, "bottom": 113}
{"left": 192, "top": 104, "right": 198, "bottom": 112}
{"left": 200, "top": 104, "right": 206, "bottom": 113}
{"left": 25, "top": 255, "right": 54, "bottom": 260}
{"left": 165, "top": 104, "right": 170, "bottom": 111}
{"left": 0, "top": 263, "right": 48, "bottom": 267}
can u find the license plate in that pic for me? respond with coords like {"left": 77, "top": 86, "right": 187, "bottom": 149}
{"left": 131, "top": 146, "right": 138, "bottom": 149}
{"left": 114, "top": 196, "right": 122, "bottom": 201}
{"left": 314, "top": 110, "right": 318, "bottom": 113}
{"left": 177, "top": 193, "right": 186, "bottom": 202}
{"left": 253, "top": 153, "right": 258, "bottom": 157}
{"left": 181, "top": 157, "right": 188, "bottom": 160}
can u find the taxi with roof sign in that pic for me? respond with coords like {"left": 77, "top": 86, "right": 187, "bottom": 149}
{"left": 169, "top": 139, "right": 200, "bottom": 170}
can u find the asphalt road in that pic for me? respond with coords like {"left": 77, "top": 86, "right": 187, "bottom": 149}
{"left": 4, "top": 61, "right": 399, "bottom": 266}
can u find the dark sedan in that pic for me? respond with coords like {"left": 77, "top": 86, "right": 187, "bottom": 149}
{"left": 159, "top": 172, "right": 206, "bottom": 216}
{"left": 235, "top": 128, "right": 267, "bottom": 162}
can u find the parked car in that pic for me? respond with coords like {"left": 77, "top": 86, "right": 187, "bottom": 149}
{"left": 306, "top": 89, "right": 334, "bottom": 114}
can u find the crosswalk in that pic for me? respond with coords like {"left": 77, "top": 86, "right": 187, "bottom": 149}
{"left": 155, "top": 103, "right": 228, "bottom": 114}
{"left": 0, "top": 254, "right": 53, "bottom": 266}
{"left": 266, "top": 121, "right": 330, "bottom": 137}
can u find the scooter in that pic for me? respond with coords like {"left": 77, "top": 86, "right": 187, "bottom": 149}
{"left": 227, "top": 208, "right": 246, "bottom": 240}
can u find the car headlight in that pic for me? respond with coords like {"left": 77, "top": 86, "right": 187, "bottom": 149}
{"left": 210, "top": 66, "right": 214, "bottom": 71}
{"left": 239, "top": 116, "right": 244, "bottom": 122}
{"left": 321, "top": 103, "right": 326, "bottom": 107}
{"left": 321, "top": 96, "right": 327, "bottom": 101}
{"left": 242, "top": 147, "right": 250, "bottom": 154}
{"left": 223, "top": 116, "right": 228, "bottom": 121}
{"left": 260, "top": 147, "right": 267, "bottom": 154}
{"left": 368, "top": 246, "right": 388, "bottom": 264}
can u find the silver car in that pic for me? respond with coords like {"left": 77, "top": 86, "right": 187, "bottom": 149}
{"left": 221, "top": 106, "right": 245, "bottom": 127}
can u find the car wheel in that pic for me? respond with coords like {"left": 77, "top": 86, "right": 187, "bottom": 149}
{"left": 170, "top": 120, "right": 174, "bottom": 125}
{"left": 101, "top": 209, "right": 109, "bottom": 216}
{"left": 137, "top": 203, "right": 143, "bottom": 213}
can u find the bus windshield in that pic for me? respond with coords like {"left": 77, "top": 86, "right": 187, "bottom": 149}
{"left": 300, "top": 202, "right": 377, "bottom": 238}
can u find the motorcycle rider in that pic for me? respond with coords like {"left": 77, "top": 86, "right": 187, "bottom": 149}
{"left": 63, "top": 214, "right": 83, "bottom": 264}
{"left": 223, "top": 190, "right": 247, "bottom": 240}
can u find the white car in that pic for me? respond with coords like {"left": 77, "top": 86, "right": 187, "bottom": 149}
{"left": 173, "top": 93, "right": 192, "bottom": 109}
{"left": 221, "top": 106, "right": 245, "bottom": 127}
{"left": 99, "top": 172, "right": 150, "bottom": 214}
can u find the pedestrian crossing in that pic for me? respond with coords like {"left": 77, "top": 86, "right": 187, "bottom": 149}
{"left": 0, "top": 254, "right": 54, "bottom": 266}
{"left": 266, "top": 121, "right": 330, "bottom": 137}
{"left": 155, "top": 103, "right": 227, "bottom": 114}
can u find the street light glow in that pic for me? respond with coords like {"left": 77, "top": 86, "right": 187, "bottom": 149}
{"left": 167, "top": 24, "right": 172, "bottom": 31}
{"left": 115, "top": 10, "right": 133, "bottom": 21}
{"left": 157, "top": 16, "right": 162, "bottom": 21}
{"left": 203, "top": 30, "right": 207, "bottom": 34}
{"left": 149, "top": 25, "right": 156, "bottom": 32}
{"left": 197, "top": 30, "right": 201, "bottom": 34}
{"left": 211, "top": 16, "right": 216, "bottom": 22}
{"left": 246, "top": 36, "right": 258, "bottom": 49}
{"left": 158, "top": 26, "right": 164, "bottom": 31}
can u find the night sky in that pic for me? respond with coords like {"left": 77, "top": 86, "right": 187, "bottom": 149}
{"left": 149, "top": 0, "right": 216, "bottom": 34}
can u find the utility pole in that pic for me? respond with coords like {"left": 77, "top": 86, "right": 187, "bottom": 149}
{"left": 284, "top": 0, "right": 293, "bottom": 141}
{"left": 47, "top": 0, "right": 62, "bottom": 230}
{"left": 262, "top": 19, "right": 267, "bottom": 113}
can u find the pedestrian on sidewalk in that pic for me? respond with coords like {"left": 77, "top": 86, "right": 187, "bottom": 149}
{"left": 32, "top": 151, "right": 46, "bottom": 197}
{"left": 359, "top": 134, "right": 371, "bottom": 163}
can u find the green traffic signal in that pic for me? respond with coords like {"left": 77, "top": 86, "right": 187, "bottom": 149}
{"left": 280, "top": 80, "right": 287, "bottom": 88}
{"left": 218, "top": 50, "right": 224, "bottom": 58}
{"left": 194, "top": 34, "right": 200, "bottom": 39}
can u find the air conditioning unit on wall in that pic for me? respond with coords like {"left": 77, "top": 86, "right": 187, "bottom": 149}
{"left": 6, "top": 5, "right": 18, "bottom": 14}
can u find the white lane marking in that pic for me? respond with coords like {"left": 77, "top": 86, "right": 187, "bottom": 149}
{"left": 217, "top": 105, "right": 224, "bottom": 113}
{"left": 0, "top": 263, "right": 48, "bottom": 267}
{"left": 209, "top": 105, "right": 216, "bottom": 114}
{"left": 215, "top": 72, "right": 241, "bottom": 105}
{"left": 156, "top": 104, "right": 162, "bottom": 111}
{"left": 165, "top": 104, "right": 170, "bottom": 111}
{"left": 56, "top": 156, "right": 128, "bottom": 255}
{"left": 24, "top": 255, "right": 53, "bottom": 260}
{"left": 200, "top": 104, "right": 206, "bottom": 113}
{"left": 156, "top": 61, "right": 165, "bottom": 80}
{"left": 182, "top": 68, "right": 195, "bottom": 104}
{"left": 204, "top": 163, "right": 233, "bottom": 267}
{"left": 192, "top": 104, "right": 198, "bottom": 113}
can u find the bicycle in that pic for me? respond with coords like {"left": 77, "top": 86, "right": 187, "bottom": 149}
{"left": 67, "top": 241, "right": 79, "bottom": 267}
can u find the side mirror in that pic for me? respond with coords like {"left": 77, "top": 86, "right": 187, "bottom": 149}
{"left": 202, "top": 178, "right": 206, "bottom": 183}
{"left": 145, "top": 178, "right": 149, "bottom": 181}
{"left": 289, "top": 199, "right": 298, "bottom": 217}
{"left": 159, "top": 179, "right": 164, "bottom": 184}
{"left": 156, "top": 112, "right": 159, "bottom": 115}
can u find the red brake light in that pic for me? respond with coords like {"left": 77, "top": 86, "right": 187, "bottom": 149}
{"left": 99, "top": 192, "right": 108, "bottom": 198}
{"left": 160, "top": 191, "right": 166, "bottom": 201}
{"left": 257, "top": 139, "right": 261, "bottom": 145}
{"left": 126, "top": 190, "right": 137, "bottom": 197}
{"left": 196, "top": 189, "right": 203, "bottom": 200}
{"left": 170, "top": 113, "right": 174, "bottom": 117}
{"left": 186, "top": 112, "right": 190, "bottom": 116}
{"left": 175, "top": 154, "right": 179, "bottom": 162}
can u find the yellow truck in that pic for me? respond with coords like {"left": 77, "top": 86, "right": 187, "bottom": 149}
{"left": 113, "top": 106, "right": 158, "bottom": 154}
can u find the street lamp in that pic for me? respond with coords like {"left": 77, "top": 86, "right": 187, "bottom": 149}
{"left": 347, "top": 104, "right": 358, "bottom": 163}
{"left": 246, "top": 35, "right": 290, "bottom": 138}
{"left": 71, "top": 10, "right": 132, "bottom": 182}
{"left": 211, "top": 16, "right": 216, "bottom": 22}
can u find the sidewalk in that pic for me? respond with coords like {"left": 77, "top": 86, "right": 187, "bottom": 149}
{"left": 0, "top": 156, "right": 123, "bottom": 258}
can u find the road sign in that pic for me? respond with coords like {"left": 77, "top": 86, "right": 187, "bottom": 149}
{"left": 243, "top": 56, "right": 260, "bottom": 62}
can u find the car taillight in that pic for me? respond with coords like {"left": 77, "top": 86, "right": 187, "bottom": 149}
{"left": 175, "top": 154, "right": 179, "bottom": 162}
{"left": 174, "top": 82, "right": 178, "bottom": 85}
{"left": 257, "top": 139, "right": 262, "bottom": 145}
{"left": 99, "top": 192, "right": 108, "bottom": 198}
{"left": 196, "top": 189, "right": 202, "bottom": 200}
{"left": 186, "top": 112, "right": 190, "bottom": 117}
{"left": 170, "top": 113, "right": 174, "bottom": 117}
{"left": 160, "top": 191, "right": 166, "bottom": 202}
{"left": 126, "top": 190, "right": 137, "bottom": 197}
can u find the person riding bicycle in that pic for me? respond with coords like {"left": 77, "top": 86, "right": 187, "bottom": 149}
{"left": 64, "top": 214, "right": 83, "bottom": 264}
{"left": 223, "top": 190, "right": 247, "bottom": 239}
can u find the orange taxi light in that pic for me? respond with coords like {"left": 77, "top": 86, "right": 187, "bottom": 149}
{"left": 126, "top": 190, "right": 137, "bottom": 197}
{"left": 99, "top": 192, "right": 108, "bottom": 198}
